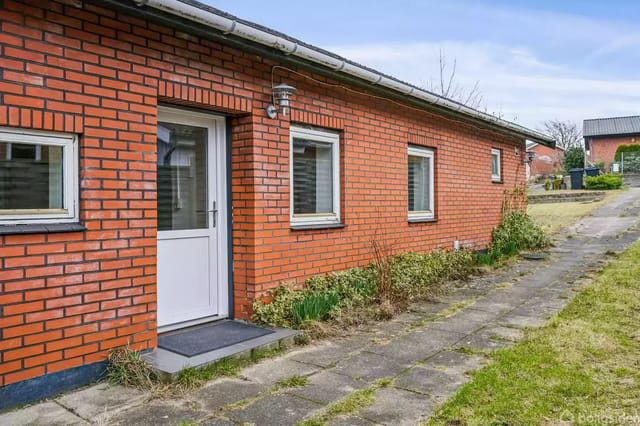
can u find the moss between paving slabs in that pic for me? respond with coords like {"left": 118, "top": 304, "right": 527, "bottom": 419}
{"left": 174, "top": 346, "right": 285, "bottom": 392}
{"left": 298, "top": 378, "right": 394, "bottom": 426}
{"left": 427, "top": 240, "right": 640, "bottom": 425}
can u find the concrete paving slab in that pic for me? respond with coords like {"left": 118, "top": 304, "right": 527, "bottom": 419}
{"left": 409, "top": 302, "right": 451, "bottom": 316}
{"left": 395, "top": 365, "right": 468, "bottom": 398}
{"left": 198, "top": 417, "right": 236, "bottom": 426}
{"left": 288, "top": 340, "right": 363, "bottom": 368}
{"left": 331, "top": 351, "right": 407, "bottom": 382}
{"left": 498, "top": 313, "right": 549, "bottom": 329}
{"left": 328, "top": 414, "right": 377, "bottom": 425}
{"left": 288, "top": 370, "right": 366, "bottom": 404}
{"left": 456, "top": 332, "right": 509, "bottom": 351}
{"left": 241, "top": 357, "right": 320, "bottom": 385}
{"left": 430, "top": 316, "right": 485, "bottom": 335}
{"left": 0, "top": 401, "right": 87, "bottom": 426}
{"left": 226, "top": 393, "right": 321, "bottom": 425}
{"left": 107, "top": 400, "right": 207, "bottom": 426}
{"left": 468, "top": 298, "right": 516, "bottom": 314}
{"left": 422, "top": 350, "right": 485, "bottom": 374}
{"left": 475, "top": 325, "right": 524, "bottom": 342}
{"left": 366, "top": 328, "right": 464, "bottom": 365}
{"left": 359, "top": 387, "right": 435, "bottom": 426}
{"left": 193, "top": 378, "right": 268, "bottom": 412}
{"left": 56, "top": 383, "right": 147, "bottom": 420}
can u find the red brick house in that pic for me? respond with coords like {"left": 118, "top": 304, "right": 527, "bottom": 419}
{"left": 525, "top": 141, "right": 565, "bottom": 179}
{"left": 0, "top": 0, "right": 553, "bottom": 407}
{"left": 584, "top": 116, "right": 640, "bottom": 169}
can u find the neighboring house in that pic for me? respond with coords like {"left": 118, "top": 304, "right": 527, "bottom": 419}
{"left": 0, "top": 0, "right": 553, "bottom": 407}
{"left": 525, "top": 141, "right": 565, "bottom": 179}
{"left": 584, "top": 116, "right": 640, "bottom": 169}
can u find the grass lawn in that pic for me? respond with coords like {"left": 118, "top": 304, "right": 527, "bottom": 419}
{"left": 527, "top": 190, "right": 622, "bottom": 235}
{"left": 427, "top": 240, "right": 640, "bottom": 425}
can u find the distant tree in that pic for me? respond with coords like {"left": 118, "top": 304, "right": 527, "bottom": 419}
{"left": 539, "top": 119, "right": 582, "bottom": 149}
{"left": 563, "top": 146, "right": 585, "bottom": 172}
{"left": 427, "top": 50, "right": 484, "bottom": 110}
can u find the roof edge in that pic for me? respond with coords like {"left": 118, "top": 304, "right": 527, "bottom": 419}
{"left": 132, "top": 0, "right": 554, "bottom": 145}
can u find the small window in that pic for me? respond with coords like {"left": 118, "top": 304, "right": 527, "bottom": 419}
{"left": 408, "top": 145, "right": 434, "bottom": 220}
{"left": 290, "top": 126, "right": 340, "bottom": 226}
{"left": 491, "top": 148, "right": 502, "bottom": 182}
{"left": 0, "top": 127, "right": 78, "bottom": 224}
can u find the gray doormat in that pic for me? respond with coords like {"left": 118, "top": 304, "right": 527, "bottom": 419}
{"left": 158, "top": 321, "right": 275, "bottom": 357}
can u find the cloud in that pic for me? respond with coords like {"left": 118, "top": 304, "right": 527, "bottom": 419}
{"left": 330, "top": 41, "right": 640, "bottom": 129}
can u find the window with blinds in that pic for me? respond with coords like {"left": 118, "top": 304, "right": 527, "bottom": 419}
{"left": 408, "top": 145, "right": 434, "bottom": 220}
{"left": 290, "top": 126, "right": 340, "bottom": 226}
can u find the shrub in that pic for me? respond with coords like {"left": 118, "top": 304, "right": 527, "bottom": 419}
{"left": 563, "top": 147, "right": 584, "bottom": 172}
{"left": 293, "top": 292, "right": 339, "bottom": 324}
{"left": 253, "top": 267, "right": 376, "bottom": 328}
{"left": 584, "top": 174, "right": 623, "bottom": 190}
{"left": 391, "top": 249, "right": 476, "bottom": 301}
{"left": 253, "top": 249, "right": 477, "bottom": 329}
{"left": 489, "top": 211, "right": 550, "bottom": 260}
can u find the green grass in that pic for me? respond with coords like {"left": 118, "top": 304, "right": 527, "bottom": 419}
{"left": 298, "top": 378, "right": 393, "bottom": 426}
{"left": 273, "top": 375, "right": 310, "bottom": 390}
{"left": 427, "top": 240, "right": 640, "bottom": 425}
{"left": 527, "top": 190, "right": 622, "bottom": 235}
{"left": 106, "top": 344, "right": 157, "bottom": 389}
{"left": 174, "top": 346, "right": 284, "bottom": 391}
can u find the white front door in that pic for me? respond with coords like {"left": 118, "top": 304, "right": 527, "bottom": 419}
{"left": 156, "top": 107, "right": 228, "bottom": 331}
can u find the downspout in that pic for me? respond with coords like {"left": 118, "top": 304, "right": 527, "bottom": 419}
{"left": 134, "top": 0, "right": 553, "bottom": 145}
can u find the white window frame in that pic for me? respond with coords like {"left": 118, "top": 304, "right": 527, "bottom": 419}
{"left": 491, "top": 148, "right": 502, "bottom": 182}
{"left": 0, "top": 127, "right": 79, "bottom": 224}
{"left": 408, "top": 145, "right": 435, "bottom": 221}
{"left": 290, "top": 126, "right": 340, "bottom": 227}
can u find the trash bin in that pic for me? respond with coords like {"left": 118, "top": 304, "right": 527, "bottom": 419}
{"left": 585, "top": 166, "right": 600, "bottom": 177}
{"left": 570, "top": 168, "right": 584, "bottom": 190}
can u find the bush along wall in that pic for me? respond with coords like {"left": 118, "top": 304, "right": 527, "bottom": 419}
{"left": 479, "top": 185, "right": 550, "bottom": 264}
{"left": 253, "top": 249, "right": 477, "bottom": 331}
{"left": 254, "top": 187, "right": 549, "bottom": 334}
{"left": 585, "top": 174, "right": 623, "bottom": 190}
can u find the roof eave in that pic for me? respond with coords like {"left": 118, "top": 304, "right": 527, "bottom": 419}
{"left": 101, "top": 0, "right": 554, "bottom": 145}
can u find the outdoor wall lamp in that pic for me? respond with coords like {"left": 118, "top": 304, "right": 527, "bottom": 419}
{"left": 266, "top": 83, "right": 297, "bottom": 119}
{"left": 522, "top": 150, "right": 537, "bottom": 164}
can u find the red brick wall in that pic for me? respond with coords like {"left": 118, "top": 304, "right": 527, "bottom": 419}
{"left": 529, "top": 144, "right": 564, "bottom": 176}
{"left": 0, "top": 0, "right": 526, "bottom": 387}
{"left": 589, "top": 136, "right": 640, "bottom": 169}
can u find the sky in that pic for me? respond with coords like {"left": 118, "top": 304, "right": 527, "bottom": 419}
{"left": 202, "top": 0, "right": 640, "bottom": 131}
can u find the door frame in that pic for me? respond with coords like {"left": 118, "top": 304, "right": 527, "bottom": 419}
{"left": 156, "top": 105, "right": 229, "bottom": 332}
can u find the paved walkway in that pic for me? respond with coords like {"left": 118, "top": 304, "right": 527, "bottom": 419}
{"left": 3, "top": 189, "right": 640, "bottom": 426}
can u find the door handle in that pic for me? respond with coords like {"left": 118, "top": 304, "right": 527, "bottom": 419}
{"left": 208, "top": 201, "right": 218, "bottom": 227}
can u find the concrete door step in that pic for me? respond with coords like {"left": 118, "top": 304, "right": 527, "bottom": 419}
{"left": 144, "top": 326, "right": 298, "bottom": 380}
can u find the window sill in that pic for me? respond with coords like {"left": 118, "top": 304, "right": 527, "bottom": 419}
{"left": 290, "top": 223, "right": 346, "bottom": 231}
{"left": 408, "top": 218, "right": 437, "bottom": 224}
{"left": 0, "top": 223, "right": 86, "bottom": 235}
{"left": 491, "top": 179, "right": 503, "bottom": 184}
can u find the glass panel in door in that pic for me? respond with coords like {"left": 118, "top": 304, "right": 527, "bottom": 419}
{"left": 157, "top": 122, "right": 208, "bottom": 231}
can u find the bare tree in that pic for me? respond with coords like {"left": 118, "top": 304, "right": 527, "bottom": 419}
{"left": 427, "top": 50, "right": 484, "bottom": 110}
{"left": 538, "top": 119, "right": 582, "bottom": 149}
